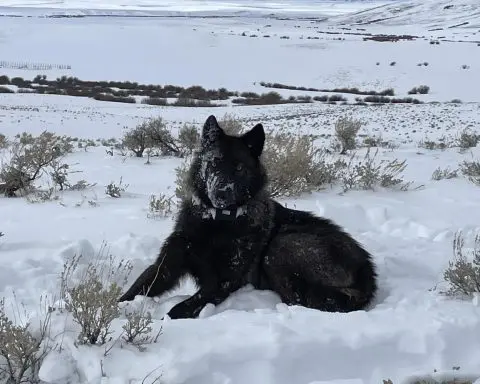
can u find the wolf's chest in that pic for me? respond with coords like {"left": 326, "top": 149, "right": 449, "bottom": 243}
{"left": 199, "top": 235, "right": 258, "bottom": 269}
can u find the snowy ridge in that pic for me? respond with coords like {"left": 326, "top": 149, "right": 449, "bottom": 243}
{"left": 0, "top": 0, "right": 390, "bottom": 18}
{"left": 333, "top": 0, "right": 480, "bottom": 28}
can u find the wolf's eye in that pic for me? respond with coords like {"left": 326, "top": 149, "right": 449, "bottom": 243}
{"left": 236, "top": 163, "right": 243, "bottom": 172}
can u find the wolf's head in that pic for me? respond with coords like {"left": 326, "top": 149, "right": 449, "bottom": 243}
{"left": 189, "top": 115, "right": 267, "bottom": 213}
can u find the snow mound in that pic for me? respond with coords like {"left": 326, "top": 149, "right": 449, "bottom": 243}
{"left": 333, "top": 0, "right": 480, "bottom": 28}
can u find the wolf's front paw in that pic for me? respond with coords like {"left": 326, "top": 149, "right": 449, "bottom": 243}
{"left": 167, "top": 301, "right": 201, "bottom": 319}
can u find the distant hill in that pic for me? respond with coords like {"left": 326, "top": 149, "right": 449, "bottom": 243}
{"left": 332, "top": 0, "right": 480, "bottom": 28}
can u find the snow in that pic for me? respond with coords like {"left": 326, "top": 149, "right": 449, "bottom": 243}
{"left": 1, "top": 0, "right": 480, "bottom": 383}
{"left": 0, "top": 0, "right": 389, "bottom": 17}
{"left": 333, "top": 0, "right": 480, "bottom": 28}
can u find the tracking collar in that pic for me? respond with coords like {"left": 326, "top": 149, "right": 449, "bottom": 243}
{"left": 192, "top": 194, "right": 246, "bottom": 221}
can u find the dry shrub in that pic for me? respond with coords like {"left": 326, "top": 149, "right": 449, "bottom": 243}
{"left": 105, "top": 177, "right": 129, "bottom": 198}
{"left": 334, "top": 116, "right": 363, "bottom": 154}
{"left": 340, "top": 148, "right": 409, "bottom": 192}
{"left": 261, "top": 131, "right": 333, "bottom": 197}
{"left": 177, "top": 124, "right": 200, "bottom": 156}
{"left": 432, "top": 167, "right": 458, "bottom": 181}
{"left": 174, "top": 156, "right": 193, "bottom": 203}
{"left": 418, "top": 138, "right": 448, "bottom": 150}
{"left": 459, "top": 160, "right": 480, "bottom": 186}
{"left": 0, "top": 134, "right": 8, "bottom": 149}
{"left": 443, "top": 231, "right": 480, "bottom": 297}
{"left": 122, "top": 302, "right": 161, "bottom": 350}
{"left": 218, "top": 113, "right": 244, "bottom": 136}
{"left": 455, "top": 128, "right": 479, "bottom": 150}
{"left": 362, "top": 134, "right": 387, "bottom": 148}
{"left": 148, "top": 193, "right": 175, "bottom": 219}
{"left": 408, "top": 85, "right": 430, "bottom": 95}
{"left": 0, "top": 296, "right": 52, "bottom": 383}
{"left": 122, "top": 117, "right": 180, "bottom": 158}
{"left": 0, "top": 131, "right": 73, "bottom": 197}
{"left": 60, "top": 244, "right": 133, "bottom": 345}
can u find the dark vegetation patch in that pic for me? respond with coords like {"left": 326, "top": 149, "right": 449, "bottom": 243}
{"left": 260, "top": 81, "right": 395, "bottom": 96}
{"left": 0, "top": 74, "right": 425, "bottom": 107}
{"left": 355, "top": 96, "right": 423, "bottom": 104}
{"left": 363, "top": 34, "right": 418, "bottom": 42}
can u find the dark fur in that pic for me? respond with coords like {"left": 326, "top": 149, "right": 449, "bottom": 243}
{"left": 118, "top": 115, "right": 377, "bottom": 319}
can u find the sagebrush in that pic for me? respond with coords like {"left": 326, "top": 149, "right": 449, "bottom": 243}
{"left": 0, "top": 296, "right": 52, "bottom": 384}
{"left": 459, "top": 160, "right": 480, "bottom": 186}
{"left": 334, "top": 116, "right": 363, "bottom": 154}
{"left": 122, "top": 117, "right": 180, "bottom": 158}
{"left": 0, "top": 131, "right": 73, "bottom": 197}
{"left": 148, "top": 193, "right": 175, "bottom": 218}
{"left": 340, "top": 148, "right": 409, "bottom": 192}
{"left": 443, "top": 231, "right": 480, "bottom": 297}
{"left": 60, "top": 245, "right": 133, "bottom": 345}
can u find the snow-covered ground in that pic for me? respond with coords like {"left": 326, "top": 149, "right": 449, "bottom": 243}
{"left": 0, "top": 0, "right": 389, "bottom": 17}
{"left": 1, "top": 0, "right": 480, "bottom": 383}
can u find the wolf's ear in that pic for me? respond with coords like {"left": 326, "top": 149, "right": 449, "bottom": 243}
{"left": 201, "top": 115, "right": 223, "bottom": 147}
{"left": 242, "top": 123, "right": 265, "bottom": 158}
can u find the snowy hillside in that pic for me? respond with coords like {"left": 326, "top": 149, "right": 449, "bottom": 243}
{"left": 333, "top": 0, "right": 480, "bottom": 28}
{"left": 1, "top": 0, "right": 480, "bottom": 383}
{"left": 0, "top": 0, "right": 391, "bottom": 17}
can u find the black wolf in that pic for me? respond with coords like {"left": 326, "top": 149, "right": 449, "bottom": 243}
{"left": 118, "top": 115, "right": 377, "bottom": 319}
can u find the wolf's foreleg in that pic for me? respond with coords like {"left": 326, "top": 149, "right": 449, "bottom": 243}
{"left": 118, "top": 232, "right": 188, "bottom": 302}
{"left": 166, "top": 279, "right": 244, "bottom": 319}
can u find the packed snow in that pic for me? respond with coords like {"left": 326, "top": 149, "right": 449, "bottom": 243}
{"left": 1, "top": 0, "right": 480, "bottom": 383}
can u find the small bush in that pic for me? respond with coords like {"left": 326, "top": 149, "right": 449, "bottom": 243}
{"left": 0, "top": 297, "right": 52, "bottom": 384}
{"left": 328, "top": 94, "right": 347, "bottom": 102}
{"left": 459, "top": 160, "right": 480, "bottom": 186}
{"left": 341, "top": 148, "right": 409, "bottom": 192}
{"left": 431, "top": 166, "right": 458, "bottom": 180}
{"left": 172, "top": 98, "right": 216, "bottom": 107}
{"left": 68, "top": 179, "right": 95, "bottom": 191}
{"left": 60, "top": 247, "right": 133, "bottom": 345}
{"left": 408, "top": 85, "right": 430, "bottom": 95}
{"left": 362, "top": 134, "right": 388, "bottom": 148}
{"left": 261, "top": 132, "right": 321, "bottom": 197}
{"left": 141, "top": 97, "right": 168, "bottom": 106}
{"left": 313, "top": 95, "right": 328, "bottom": 102}
{"left": 0, "top": 76, "right": 9, "bottom": 85}
{"left": 174, "top": 156, "right": 193, "bottom": 202}
{"left": 122, "top": 306, "right": 157, "bottom": 349}
{"left": 455, "top": 128, "right": 479, "bottom": 150}
{"left": 105, "top": 177, "right": 128, "bottom": 198}
{"left": 177, "top": 124, "right": 200, "bottom": 156}
{"left": 218, "top": 113, "right": 244, "bottom": 136}
{"left": 122, "top": 117, "right": 180, "bottom": 158}
{"left": 418, "top": 138, "right": 448, "bottom": 150}
{"left": 0, "top": 133, "right": 8, "bottom": 149}
{"left": 443, "top": 231, "right": 480, "bottom": 297}
{"left": 334, "top": 116, "right": 363, "bottom": 154}
{"left": 232, "top": 91, "right": 285, "bottom": 105}
{"left": 0, "top": 131, "right": 73, "bottom": 197}
{"left": 148, "top": 193, "right": 174, "bottom": 219}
